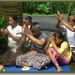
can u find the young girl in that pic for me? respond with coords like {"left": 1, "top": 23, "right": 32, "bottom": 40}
{"left": 0, "top": 14, "right": 23, "bottom": 68}
{"left": 22, "top": 16, "right": 32, "bottom": 48}
{"left": 23, "top": 16, "right": 32, "bottom": 29}
{"left": 44, "top": 31, "right": 72, "bottom": 72}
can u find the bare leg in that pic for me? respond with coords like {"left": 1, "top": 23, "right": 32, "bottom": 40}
{"left": 46, "top": 49, "right": 62, "bottom": 72}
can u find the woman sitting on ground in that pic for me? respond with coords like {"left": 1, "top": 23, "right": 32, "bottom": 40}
{"left": 44, "top": 31, "right": 72, "bottom": 72}
{"left": 16, "top": 22, "right": 50, "bottom": 69}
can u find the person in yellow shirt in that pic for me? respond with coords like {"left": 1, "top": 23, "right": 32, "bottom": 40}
{"left": 44, "top": 31, "right": 72, "bottom": 72}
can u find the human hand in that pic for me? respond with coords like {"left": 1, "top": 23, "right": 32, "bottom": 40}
{"left": 23, "top": 20, "right": 29, "bottom": 28}
{"left": 0, "top": 28, "right": 6, "bottom": 37}
{"left": 0, "top": 28, "right": 5, "bottom": 33}
{"left": 44, "top": 45, "right": 48, "bottom": 51}
{"left": 57, "top": 11, "right": 60, "bottom": 16}
{"left": 23, "top": 24, "right": 28, "bottom": 29}
{"left": 23, "top": 20, "right": 25, "bottom": 24}
{"left": 5, "top": 29, "right": 9, "bottom": 35}
{"left": 24, "top": 26, "right": 30, "bottom": 36}
{"left": 57, "top": 11, "right": 63, "bottom": 21}
{"left": 49, "top": 33, "right": 55, "bottom": 42}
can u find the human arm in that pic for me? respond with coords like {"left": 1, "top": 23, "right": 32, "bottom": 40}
{"left": 50, "top": 34, "right": 60, "bottom": 55}
{"left": 27, "top": 33, "right": 46, "bottom": 46}
{"left": 44, "top": 32, "right": 53, "bottom": 51}
{"left": 0, "top": 28, "right": 7, "bottom": 37}
{"left": 21, "top": 24, "right": 30, "bottom": 46}
{"left": 6, "top": 29, "right": 21, "bottom": 42}
{"left": 44, "top": 40, "right": 51, "bottom": 51}
{"left": 21, "top": 35, "right": 29, "bottom": 46}
{"left": 61, "top": 19, "right": 75, "bottom": 32}
{"left": 24, "top": 27, "right": 46, "bottom": 46}
{"left": 56, "top": 12, "right": 64, "bottom": 29}
{"left": 56, "top": 19, "right": 64, "bottom": 29}
{"left": 57, "top": 13, "right": 75, "bottom": 32}
{"left": 6, "top": 25, "right": 23, "bottom": 42}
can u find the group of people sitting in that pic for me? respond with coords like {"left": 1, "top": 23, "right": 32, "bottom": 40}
{"left": 0, "top": 11, "right": 75, "bottom": 72}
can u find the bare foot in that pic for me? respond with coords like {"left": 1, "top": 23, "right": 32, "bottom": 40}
{"left": 45, "top": 66, "right": 48, "bottom": 69}
{"left": 57, "top": 67, "right": 62, "bottom": 72}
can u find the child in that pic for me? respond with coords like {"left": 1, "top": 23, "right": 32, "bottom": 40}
{"left": 44, "top": 31, "right": 72, "bottom": 72}
{"left": 56, "top": 12, "right": 75, "bottom": 62}
{"left": 22, "top": 16, "right": 32, "bottom": 48}
{"left": 23, "top": 16, "right": 32, "bottom": 29}
{"left": 0, "top": 14, "right": 23, "bottom": 67}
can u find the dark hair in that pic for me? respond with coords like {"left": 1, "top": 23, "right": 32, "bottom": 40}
{"left": 25, "top": 16, "right": 32, "bottom": 23}
{"left": 53, "top": 31, "right": 67, "bottom": 42}
{"left": 30, "top": 22, "right": 40, "bottom": 31}
{"left": 10, "top": 14, "right": 18, "bottom": 22}
{"left": 68, "top": 13, "right": 73, "bottom": 17}
{"left": 68, "top": 15, "right": 75, "bottom": 22}
{"left": 53, "top": 31, "right": 70, "bottom": 51}
{"left": 31, "top": 22, "right": 39, "bottom": 26}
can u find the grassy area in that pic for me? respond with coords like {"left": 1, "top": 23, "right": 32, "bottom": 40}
{"left": 23, "top": 13, "right": 68, "bottom": 17}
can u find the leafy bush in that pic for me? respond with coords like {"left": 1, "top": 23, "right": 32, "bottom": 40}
{"left": 0, "top": 16, "right": 7, "bottom": 55}
{"left": 37, "top": 3, "right": 50, "bottom": 14}
{"left": 0, "top": 16, "right": 7, "bottom": 29}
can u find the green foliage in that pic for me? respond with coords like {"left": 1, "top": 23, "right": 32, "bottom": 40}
{"left": 0, "top": 16, "right": 7, "bottom": 55}
{"left": 72, "top": 9, "right": 75, "bottom": 14}
{"left": 22, "top": 2, "right": 39, "bottom": 14}
{"left": 0, "top": 16, "right": 7, "bottom": 29}
{"left": 48, "top": 2, "right": 70, "bottom": 14}
{"left": 22, "top": 2, "right": 75, "bottom": 15}
{"left": 37, "top": 3, "right": 50, "bottom": 14}
{"left": 68, "top": 2, "right": 75, "bottom": 15}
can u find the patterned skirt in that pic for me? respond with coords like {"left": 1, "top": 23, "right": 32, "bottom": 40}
{"left": 0, "top": 46, "right": 24, "bottom": 67}
{"left": 16, "top": 53, "right": 51, "bottom": 69}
